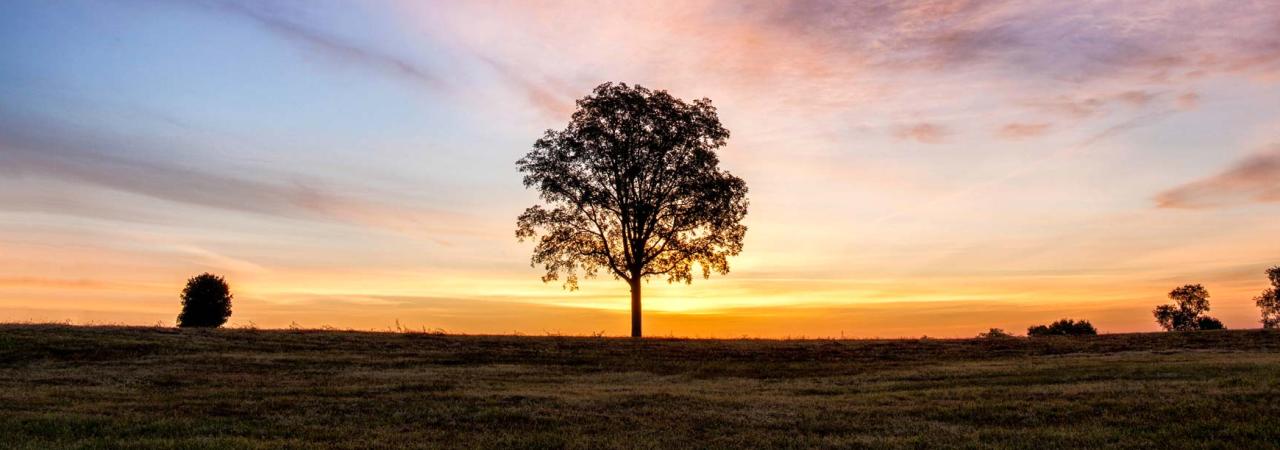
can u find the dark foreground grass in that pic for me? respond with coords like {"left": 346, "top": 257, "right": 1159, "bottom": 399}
{"left": 1, "top": 325, "right": 1279, "bottom": 449}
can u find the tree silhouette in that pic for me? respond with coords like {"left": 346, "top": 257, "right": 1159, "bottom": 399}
{"left": 516, "top": 82, "right": 748, "bottom": 337}
{"left": 1153, "top": 284, "right": 1222, "bottom": 331}
{"left": 1256, "top": 266, "right": 1280, "bottom": 329}
{"left": 1027, "top": 318, "right": 1097, "bottom": 336}
{"left": 1196, "top": 316, "right": 1225, "bottom": 330}
{"left": 177, "top": 273, "right": 233, "bottom": 328}
{"left": 977, "top": 328, "right": 1012, "bottom": 338}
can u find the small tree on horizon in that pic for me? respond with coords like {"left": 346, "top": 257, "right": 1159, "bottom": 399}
{"left": 1154, "top": 284, "right": 1223, "bottom": 331}
{"left": 977, "top": 328, "right": 1012, "bottom": 338}
{"left": 177, "top": 273, "right": 233, "bottom": 328}
{"left": 1255, "top": 266, "right": 1280, "bottom": 329}
{"left": 516, "top": 82, "right": 749, "bottom": 338}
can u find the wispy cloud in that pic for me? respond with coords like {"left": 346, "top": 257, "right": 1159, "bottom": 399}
{"left": 476, "top": 56, "right": 578, "bottom": 119}
{"left": 737, "top": 1, "right": 1280, "bottom": 81}
{"left": 0, "top": 276, "right": 148, "bottom": 291}
{"left": 183, "top": 0, "right": 446, "bottom": 90}
{"left": 997, "top": 122, "right": 1051, "bottom": 139}
{"left": 1155, "top": 145, "right": 1280, "bottom": 209}
{"left": 173, "top": 0, "right": 605, "bottom": 119}
{"left": 406, "top": 0, "right": 1280, "bottom": 128}
{"left": 874, "top": 110, "right": 1174, "bottom": 225}
{"left": 0, "top": 118, "right": 318, "bottom": 217}
{"left": 1027, "top": 90, "right": 1163, "bottom": 119}
{"left": 1114, "top": 90, "right": 1156, "bottom": 107}
{"left": 1176, "top": 92, "right": 1200, "bottom": 110}
{"left": 0, "top": 113, "right": 473, "bottom": 242}
{"left": 894, "top": 123, "right": 949, "bottom": 144}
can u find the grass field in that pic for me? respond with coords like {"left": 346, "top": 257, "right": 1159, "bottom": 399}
{"left": 2, "top": 324, "right": 1279, "bottom": 449}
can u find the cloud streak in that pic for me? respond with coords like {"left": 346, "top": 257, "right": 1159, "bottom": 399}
{"left": 0, "top": 119, "right": 316, "bottom": 217}
{"left": 190, "top": 0, "right": 600, "bottom": 120}
{"left": 476, "top": 56, "right": 578, "bottom": 119}
{"left": 0, "top": 113, "right": 474, "bottom": 242}
{"left": 185, "top": 0, "right": 446, "bottom": 90}
{"left": 1155, "top": 145, "right": 1280, "bottom": 209}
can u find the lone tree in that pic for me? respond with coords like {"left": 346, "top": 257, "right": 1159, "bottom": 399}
{"left": 1256, "top": 266, "right": 1280, "bottom": 328}
{"left": 1153, "top": 284, "right": 1223, "bottom": 331}
{"left": 177, "top": 273, "right": 233, "bottom": 328}
{"left": 516, "top": 82, "right": 748, "bottom": 338}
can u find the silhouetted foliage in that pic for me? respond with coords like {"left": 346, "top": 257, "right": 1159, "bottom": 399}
{"left": 177, "top": 273, "right": 232, "bottom": 328}
{"left": 1027, "top": 319, "right": 1098, "bottom": 337}
{"left": 1196, "top": 316, "right": 1225, "bottom": 330}
{"left": 516, "top": 82, "right": 748, "bottom": 337}
{"left": 1153, "top": 284, "right": 1222, "bottom": 331}
{"left": 1256, "top": 266, "right": 1280, "bottom": 329}
{"left": 977, "top": 328, "right": 1012, "bottom": 338}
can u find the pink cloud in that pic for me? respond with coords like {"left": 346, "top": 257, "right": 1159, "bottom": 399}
{"left": 1177, "top": 92, "right": 1201, "bottom": 110}
{"left": 1155, "top": 145, "right": 1280, "bottom": 209}
{"left": 1114, "top": 90, "right": 1156, "bottom": 107}
{"left": 476, "top": 56, "right": 578, "bottom": 119}
{"left": 894, "top": 123, "right": 949, "bottom": 144}
{"left": 997, "top": 122, "right": 1051, "bottom": 139}
{"left": 396, "top": 1, "right": 1280, "bottom": 131}
{"left": 738, "top": 1, "right": 1280, "bottom": 82}
{"left": 1027, "top": 90, "right": 1163, "bottom": 119}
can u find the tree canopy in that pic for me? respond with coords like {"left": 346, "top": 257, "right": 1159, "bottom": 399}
{"left": 1256, "top": 266, "right": 1280, "bottom": 328}
{"left": 1153, "top": 284, "right": 1223, "bottom": 331}
{"left": 516, "top": 82, "right": 748, "bottom": 337}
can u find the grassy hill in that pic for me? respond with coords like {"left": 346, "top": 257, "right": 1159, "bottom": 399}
{"left": 2, "top": 324, "right": 1279, "bottom": 449}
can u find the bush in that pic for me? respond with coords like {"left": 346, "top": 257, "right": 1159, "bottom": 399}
{"left": 1027, "top": 319, "right": 1097, "bottom": 337}
{"left": 177, "top": 273, "right": 233, "bottom": 328}
{"left": 1196, "top": 317, "right": 1225, "bottom": 330}
{"left": 977, "top": 328, "right": 1012, "bottom": 339}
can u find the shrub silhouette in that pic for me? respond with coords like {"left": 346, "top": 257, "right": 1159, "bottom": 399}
{"left": 977, "top": 328, "right": 1012, "bottom": 338}
{"left": 1027, "top": 319, "right": 1097, "bottom": 337}
{"left": 1153, "top": 284, "right": 1222, "bottom": 331}
{"left": 1256, "top": 266, "right": 1280, "bottom": 328}
{"left": 177, "top": 273, "right": 232, "bottom": 328}
{"left": 1196, "top": 317, "right": 1225, "bottom": 330}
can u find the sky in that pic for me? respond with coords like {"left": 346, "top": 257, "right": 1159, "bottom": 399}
{"left": 1, "top": 0, "right": 1279, "bottom": 337}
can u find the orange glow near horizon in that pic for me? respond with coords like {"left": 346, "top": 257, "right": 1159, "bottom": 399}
{"left": 3, "top": 249, "right": 1276, "bottom": 337}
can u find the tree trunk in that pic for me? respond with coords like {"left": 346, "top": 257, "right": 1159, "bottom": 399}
{"left": 629, "top": 278, "right": 642, "bottom": 338}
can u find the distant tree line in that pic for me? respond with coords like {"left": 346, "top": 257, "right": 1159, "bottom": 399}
{"left": 979, "top": 319, "right": 1098, "bottom": 339}
{"left": 982, "top": 265, "right": 1279, "bottom": 338}
{"left": 1028, "top": 319, "right": 1097, "bottom": 336}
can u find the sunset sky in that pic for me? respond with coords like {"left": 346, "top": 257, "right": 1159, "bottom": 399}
{"left": 2, "top": 0, "right": 1279, "bottom": 337}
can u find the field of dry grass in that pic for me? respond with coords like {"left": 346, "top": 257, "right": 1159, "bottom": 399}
{"left": 2, "top": 324, "right": 1279, "bottom": 449}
